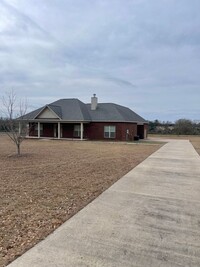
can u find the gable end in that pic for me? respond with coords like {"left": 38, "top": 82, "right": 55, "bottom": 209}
{"left": 35, "top": 106, "right": 61, "bottom": 120}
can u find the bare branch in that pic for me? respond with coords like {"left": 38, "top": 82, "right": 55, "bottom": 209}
{"left": 19, "top": 98, "right": 28, "bottom": 118}
{"left": 1, "top": 90, "right": 28, "bottom": 155}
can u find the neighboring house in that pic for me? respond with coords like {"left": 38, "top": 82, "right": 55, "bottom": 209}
{"left": 20, "top": 95, "right": 148, "bottom": 141}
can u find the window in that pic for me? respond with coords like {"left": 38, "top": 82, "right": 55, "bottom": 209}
{"left": 104, "top": 126, "right": 116, "bottom": 138}
{"left": 74, "top": 124, "right": 81, "bottom": 137}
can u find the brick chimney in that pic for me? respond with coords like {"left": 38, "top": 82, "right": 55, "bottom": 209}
{"left": 91, "top": 94, "right": 98, "bottom": 110}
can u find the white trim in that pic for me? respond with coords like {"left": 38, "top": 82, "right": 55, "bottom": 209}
{"left": 58, "top": 122, "right": 61, "bottom": 139}
{"left": 38, "top": 122, "right": 40, "bottom": 138}
{"left": 80, "top": 123, "right": 83, "bottom": 140}
{"left": 54, "top": 124, "right": 57, "bottom": 138}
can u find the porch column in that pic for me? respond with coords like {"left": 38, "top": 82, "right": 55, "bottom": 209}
{"left": 58, "top": 122, "right": 61, "bottom": 139}
{"left": 80, "top": 122, "right": 84, "bottom": 140}
{"left": 38, "top": 122, "right": 40, "bottom": 138}
{"left": 18, "top": 122, "right": 21, "bottom": 135}
{"left": 144, "top": 128, "right": 147, "bottom": 139}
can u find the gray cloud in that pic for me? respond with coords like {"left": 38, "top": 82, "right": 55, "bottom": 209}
{"left": 0, "top": 0, "right": 200, "bottom": 121}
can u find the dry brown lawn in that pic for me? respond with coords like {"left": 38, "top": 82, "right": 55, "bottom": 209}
{"left": 0, "top": 135, "right": 162, "bottom": 266}
{"left": 188, "top": 136, "right": 200, "bottom": 155}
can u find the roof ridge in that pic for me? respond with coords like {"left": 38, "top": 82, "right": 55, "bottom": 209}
{"left": 49, "top": 98, "right": 79, "bottom": 105}
{"left": 76, "top": 99, "right": 86, "bottom": 121}
{"left": 77, "top": 99, "right": 92, "bottom": 121}
{"left": 48, "top": 104, "right": 61, "bottom": 107}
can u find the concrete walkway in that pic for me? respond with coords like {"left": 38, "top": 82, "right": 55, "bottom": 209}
{"left": 8, "top": 140, "right": 200, "bottom": 267}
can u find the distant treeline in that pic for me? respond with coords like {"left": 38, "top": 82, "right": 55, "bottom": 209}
{"left": 149, "top": 119, "right": 200, "bottom": 135}
{"left": 0, "top": 117, "right": 17, "bottom": 132}
{"left": 0, "top": 117, "right": 7, "bottom": 131}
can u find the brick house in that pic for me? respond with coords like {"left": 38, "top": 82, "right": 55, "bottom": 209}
{"left": 21, "top": 95, "right": 148, "bottom": 141}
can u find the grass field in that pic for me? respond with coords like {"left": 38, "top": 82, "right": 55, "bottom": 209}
{"left": 0, "top": 135, "right": 162, "bottom": 266}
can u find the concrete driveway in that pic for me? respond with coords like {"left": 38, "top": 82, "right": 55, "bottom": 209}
{"left": 8, "top": 140, "right": 200, "bottom": 267}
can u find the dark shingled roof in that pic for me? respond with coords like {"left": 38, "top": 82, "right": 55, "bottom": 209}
{"left": 21, "top": 98, "right": 147, "bottom": 123}
{"left": 86, "top": 103, "right": 146, "bottom": 123}
{"left": 48, "top": 105, "right": 62, "bottom": 118}
{"left": 21, "top": 106, "right": 44, "bottom": 120}
{"left": 49, "top": 99, "right": 91, "bottom": 121}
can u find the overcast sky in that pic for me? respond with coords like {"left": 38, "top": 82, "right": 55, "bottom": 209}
{"left": 0, "top": 0, "right": 200, "bottom": 121}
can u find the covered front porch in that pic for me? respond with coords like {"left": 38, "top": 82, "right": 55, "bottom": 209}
{"left": 29, "top": 122, "right": 86, "bottom": 140}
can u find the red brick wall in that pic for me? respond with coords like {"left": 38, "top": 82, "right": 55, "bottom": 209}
{"left": 84, "top": 122, "right": 137, "bottom": 141}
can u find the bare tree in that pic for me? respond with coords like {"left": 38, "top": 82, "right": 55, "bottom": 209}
{"left": 1, "top": 90, "right": 29, "bottom": 155}
{"left": 174, "top": 118, "right": 194, "bottom": 135}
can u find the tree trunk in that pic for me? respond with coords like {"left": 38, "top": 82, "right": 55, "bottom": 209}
{"left": 17, "top": 143, "right": 20, "bottom": 156}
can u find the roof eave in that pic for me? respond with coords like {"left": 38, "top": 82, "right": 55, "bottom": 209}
{"left": 90, "top": 120, "right": 147, "bottom": 124}
{"left": 20, "top": 119, "right": 91, "bottom": 123}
